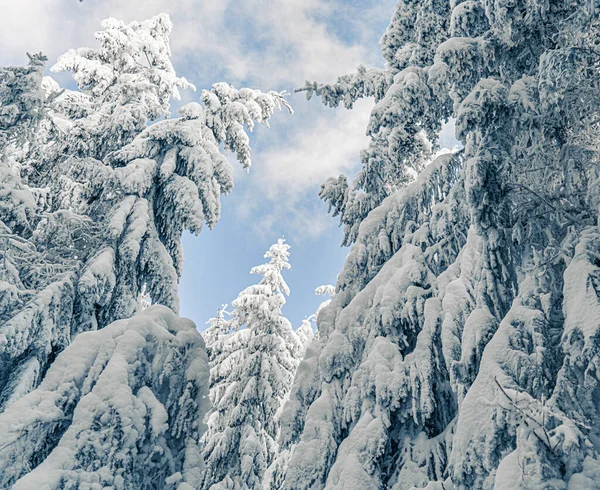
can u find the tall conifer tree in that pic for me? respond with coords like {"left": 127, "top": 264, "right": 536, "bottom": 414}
{"left": 283, "top": 1, "right": 600, "bottom": 488}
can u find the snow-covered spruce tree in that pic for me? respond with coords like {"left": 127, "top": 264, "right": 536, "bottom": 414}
{"left": 0, "top": 305, "right": 210, "bottom": 490}
{"left": 282, "top": 1, "right": 600, "bottom": 489}
{"left": 201, "top": 239, "right": 300, "bottom": 490}
{"left": 0, "top": 14, "right": 291, "bottom": 409}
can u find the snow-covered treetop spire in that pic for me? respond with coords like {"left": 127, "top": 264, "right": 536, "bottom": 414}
{"left": 250, "top": 238, "right": 291, "bottom": 296}
{"left": 226, "top": 238, "right": 291, "bottom": 335}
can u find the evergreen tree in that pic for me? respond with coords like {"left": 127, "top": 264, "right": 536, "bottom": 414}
{"left": 0, "top": 14, "right": 291, "bottom": 409}
{"left": 282, "top": 1, "right": 600, "bottom": 489}
{"left": 201, "top": 239, "right": 300, "bottom": 490}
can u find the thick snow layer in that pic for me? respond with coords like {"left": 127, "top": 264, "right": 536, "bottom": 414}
{"left": 0, "top": 305, "right": 209, "bottom": 490}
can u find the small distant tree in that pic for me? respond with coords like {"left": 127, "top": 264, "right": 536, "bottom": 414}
{"left": 201, "top": 239, "right": 300, "bottom": 490}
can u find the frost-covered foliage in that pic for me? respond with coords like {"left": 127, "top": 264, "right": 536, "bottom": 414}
{"left": 50, "top": 14, "right": 194, "bottom": 159}
{"left": 0, "top": 14, "right": 291, "bottom": 409}
{"left": 201, "top": 239, "right": 301, "bottom": 490}
{"left": 0, "top": 305, "right": 209, "bottom": 490}
{"left": 283, "top": 1, "right": 600, "bottom": 489}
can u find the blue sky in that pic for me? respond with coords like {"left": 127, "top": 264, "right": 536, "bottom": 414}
{"left": 0, "top": 0, "right": 404, "bottom": 328}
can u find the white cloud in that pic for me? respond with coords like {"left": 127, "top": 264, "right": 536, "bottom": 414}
{"left": 252, "top": 98, "right": 372, "bottom": 200}
{"left": 0, "top": 0, "right": 72, "bottom": 65}
{"left": 256, "top": 205, "right": 332, "bottom": 242}
{"left": 0, "top": 0, "right": 380, "bottom": 88}
{"left": 240, "top": 194, "right": 336, "bottom": 244}
{"left": 226, "top": 97, "right": 373, "bottom": 242}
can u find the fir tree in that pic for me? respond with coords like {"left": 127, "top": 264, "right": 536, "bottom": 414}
{"left": 0, "top": 14, "right": 291, "bottom": 409}
{"left": 201, "top": 239, "right": 300, "bottom": 490}
{"left": 283, "top": 1, "right": 600, "bottom": 489}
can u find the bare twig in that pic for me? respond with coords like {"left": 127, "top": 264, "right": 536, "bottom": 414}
{"left": 493, "top": 377, "right": 553, "bottom": 451}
